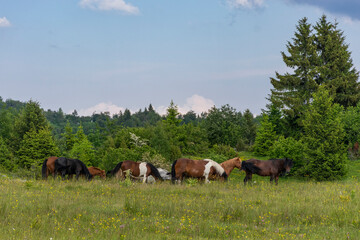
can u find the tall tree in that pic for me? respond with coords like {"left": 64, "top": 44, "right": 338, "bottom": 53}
{"left": 314, "top": 15, "right": 360, "bottom": 107}
{"left": 270, "top": 17, "right": 319, "bottom": 129}
{"left": 252, "top": 114, "right": 277, "bottom": 156}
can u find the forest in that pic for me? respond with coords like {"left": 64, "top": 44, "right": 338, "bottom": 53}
{"left": 1, "top": 15, "right": 360, "bottom": 181}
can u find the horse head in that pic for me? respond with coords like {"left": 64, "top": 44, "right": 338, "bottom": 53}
{"left": 284, "top": 158, "right": 294, "bottom": 174}
{"left": 233, "top": 157, "right": 242, "bottom": 169}
{"left": 101, "top": 170, "right": 106, "bottom": 179}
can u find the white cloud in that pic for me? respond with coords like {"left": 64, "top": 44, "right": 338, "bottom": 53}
{"left": 156, "top": 95, "right": 215, "bottom": 116}
{"left": 0, "top": 17, "right": 11, "bottom": 27}
{"left": 77, "top": 102, "right": 125, "bottom": 116}
{"left": 227, "top": 0, "right": 265, "bottom": 9}
{"left": 79, "top": 0, "right": 139, "bottom": 14}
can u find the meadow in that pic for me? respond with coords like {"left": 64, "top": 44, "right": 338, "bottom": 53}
{"left": 1, "top": 166, "right": 360, "bottom": 240}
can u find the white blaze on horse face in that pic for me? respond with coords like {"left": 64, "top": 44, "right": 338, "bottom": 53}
{"left": 139, "top": 162, "right": 148, "bottom": 183}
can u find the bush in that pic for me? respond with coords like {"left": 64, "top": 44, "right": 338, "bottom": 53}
{"left": 268, "top": 136, "right": 305, "bottom": 174}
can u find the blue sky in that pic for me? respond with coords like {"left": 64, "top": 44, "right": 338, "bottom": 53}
{"left": 1, "top": 0, "right": 360, "bottom": 116}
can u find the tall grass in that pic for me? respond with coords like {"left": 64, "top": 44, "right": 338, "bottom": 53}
{"left": 0, "top": 174, "right": 359, "bottom": 239}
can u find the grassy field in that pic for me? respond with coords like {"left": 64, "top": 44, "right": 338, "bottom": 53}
{"left": 1, "top": 166, "right": 360, "bottom": 240}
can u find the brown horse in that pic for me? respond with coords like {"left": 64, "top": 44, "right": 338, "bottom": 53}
{"left": 209, "top": 157, "right": 242, "bottom": 180}
{"left": 241, "top": 158, "right": 293, "bottom": 185}
{"left": 88, "top": 167, "right": 106, "bottom": 179}
{"left": 42, "top": 156, "right": 58, "bottom": 180}
{"left": 107, "top": 160, "right": 163, "bottom": 183}
{"left": 171, "top": 158, "right": 228, "bottom": 184}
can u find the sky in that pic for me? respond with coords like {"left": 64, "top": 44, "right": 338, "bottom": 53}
{"left": 1, "top": 0, "right": 360, "bottom": 116}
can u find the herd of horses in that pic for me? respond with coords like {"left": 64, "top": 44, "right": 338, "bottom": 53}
{"left": 41, "top": 156, "right": 293, "bottom": 185}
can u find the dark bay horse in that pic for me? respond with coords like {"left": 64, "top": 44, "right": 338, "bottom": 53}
{"left": 54, "top": 157, "right": 92, "bottom": 181}
{"left": 88, "top": 166, "right": 106, "bottom": 179}
{"left": 42, "top": 156, "right": 58, "bottom": 180}
{"left": 107, "top": 160, "right": 163, "bottom": 183}
{"left": 171, "top": 158, "right": 228, "bottom": 184}
{"left": 241, "top": 158, "right": 293, "bottom": 185}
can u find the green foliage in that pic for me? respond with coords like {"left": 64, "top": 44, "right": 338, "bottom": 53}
{"left": 252, "top": 115, "right": 278, "bottom": 156}
{"left": 301, "top": 87, "right": 347, "bottom": 180}
{"left": 62, "top": 121, "right": 75, "bottom": 152}
{"left": 16, "top": 127, "right": 60, "bottom": 169}
{"left": 0, "top": 137, "right": 14, "bottom": 170}
{"left": 13, "top": 100, "right": 49, "bottom": 150}
{"left": 270, "top": 15, "right": 359, "bottom": 136}
{"left": 69, "top": 139, "right": 96, "bottom": 166}
{"left": 268, "top": 136, "right": 305, "bottom": 174}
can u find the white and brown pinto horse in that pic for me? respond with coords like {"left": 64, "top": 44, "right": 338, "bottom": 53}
{"left": 171, "top": 158, "right": 228, "bottom": 184}
{"left": 107, "top": 160, "right": 163, "bottom": 183}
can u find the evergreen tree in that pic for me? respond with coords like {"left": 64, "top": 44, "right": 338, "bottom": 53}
{"left": 163, "top": 100, "right": 182, "bottom": 126}
{"left": 62, "top": 121, "right": 75, "bottom": 152}
{"left": 252, "top": 114, "right": 278, "bottom": 156}
{"left": 270, "top": 17, "right": 319, "bottom": 129}
{"left": 301, "top": 87, "right": 347, "bottom": 180}
{"left": 242, "top": 109, "right": 257, "bottom": 146}
{"left": 69, "top": 124, "right": 96, "bottom": 166}
{"left": 16, "top": 127, "right": 60, "bottom": 168}
{"left": 0, "top": 137, "right": 14, "bottom": 170}
{"left": 314, "top": 15, "right": 360, "bottom": 107}
{"left": 13, "top": 100, "right": 49, "bottom": 150}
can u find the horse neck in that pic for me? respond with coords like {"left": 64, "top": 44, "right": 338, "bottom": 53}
{"left": 221, "top": 160, "right": 236, "bottom": 175}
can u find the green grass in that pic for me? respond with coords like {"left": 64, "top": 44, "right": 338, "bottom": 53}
{"left": 0, "top": 172, "right": 360, "bottom": 239}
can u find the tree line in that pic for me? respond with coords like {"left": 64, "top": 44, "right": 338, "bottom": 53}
{"left": 1, "top": 15, "right": 359, "bottom": 181}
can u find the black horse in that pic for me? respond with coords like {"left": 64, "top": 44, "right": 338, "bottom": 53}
{"left": 54, "top": 157, "right": 92, "bottom": 181}
{"left": 241, "top": 158, "right": 293, "bottom": 185}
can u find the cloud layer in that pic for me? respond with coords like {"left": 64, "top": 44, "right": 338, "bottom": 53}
{"left": 156, "top": 95, "right": 215, "bottom": 116}
{"left": 227, "top": 0, "right": 265, "bottom": 9}
{"left": 79, "top": 0, "right": 139, "bottom": 14}
{"left": 77, "top": 102, "right": 125, "bottom": 116}
{"left": 287, "top": 0, "right": 360, "bottom": 20}
{"left": 0, "top": 17, "right": 11, "bottom": 27}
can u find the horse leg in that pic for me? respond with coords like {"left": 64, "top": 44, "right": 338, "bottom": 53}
{"left": 204, "top": 173, "right": 210, "bottom": 183}
{"left": 143, "top": 174, "right": 147, "bottom": 183}
{"left": 275, "top": 175, "right": 279, "bottom": 185}
{"left": 270, "top": 175, "right": 274, "bottom": 184}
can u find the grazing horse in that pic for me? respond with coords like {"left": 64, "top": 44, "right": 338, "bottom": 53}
{"left": 41, "top": 156, "right": 58, "bottom": 180}
{"left": 157, "top": 168, "right": 171, "bottom": 180}
{"left": 54, "top": 157, "right": 92, "bottom": 181}
{"left": 171, "top": 158, "right": 228, "bottom": 184}
{"left": 241, "top": 158, "right": 293, "bottom": 185}
{"left": 88, "top": 167, "right": 106, "bottom": 179}
{"left": 107, "top": 160, "right": 163, "bottom": 183}
{"left": 209, "top": 157, "right": 242, "bottom": 179}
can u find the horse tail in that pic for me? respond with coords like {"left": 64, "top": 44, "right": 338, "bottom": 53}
{"left": 42, "top": 158, "right": 48, "bottom": 180}
{"left": 79, "top": 160, "right": 93, "bottom": 180}
{"left": 147, "top": 162, "right": 163, "bottom": 181}
{"left": 108, "top": 161, "right": 123, "bottom": 177}
{"left": 171, "top": 160, "right": 178, "bottom": 184}
{"left": 241, "top": 161, "right": 261, "bottom": 174}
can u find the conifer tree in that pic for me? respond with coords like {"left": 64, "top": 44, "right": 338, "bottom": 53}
{"left": 0, "top": 137, "right": 13, "bottom": 170}
{"left": 16, "top": 127, "right": 60, "bottom": 168}
{"left": 314, "top": 15, "right": 360, "bottom": 107}
{"left": 301, "top": 87, "right": 347, "bottom": 180}
{"left": 252, "top": 114, "right": 277, "bottom": 156}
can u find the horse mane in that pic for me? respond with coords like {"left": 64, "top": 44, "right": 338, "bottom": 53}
{"left": 171, "top": 160, "right": 178, "bottom": 184}
{"left": 241, "top": 160, "right": 261, "bottom": 174}
{"left": 89, "top": 166, "right": 102, "bottom": 171}
{"left": 41, "top": 158, "right": 48, "bottom": 180}
{"left": 108, "top": 161, "right": 123, "bottom": 177}
{"left": 204, "top": 159, "right": 228, "bottom": 180}
{"left": 146, "top": 162, "right": 163, "bottom": 181}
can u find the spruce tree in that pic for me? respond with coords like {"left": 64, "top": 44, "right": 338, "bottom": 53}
{"left": 270, "top": 17, "right": 319, "bottom": 129}
{"left": 314, "top": 15, "right": 360, "bottom": 107}
{"left": 252, "top": 114, "right": 277, "bottom": 156}
{"left": 16, "top": 127, "right": 60, "bottom": 169}
{"left": 0, "top": 137, "right": 14, "bottom": 170}
{"left": 301, "top": 87, "right": 347, "bottom": 180}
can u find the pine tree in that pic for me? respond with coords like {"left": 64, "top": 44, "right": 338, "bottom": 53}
{"left": 314, "top": 15, "right": 360, "bottom": 107}
{"left": 270, "top": 17, "right": 319, "bottom": 128}
{"left": 252, "top": 114, "right": 278, "bottom": 156}
{"left": 16, "top": 127, "right": 60, "bottom": 168}
{"left": 0, "top": 137, "right": 14, "bottom": 170}
{"left": 301, "top": 87, "right": 347, "bottom": 180}
{"left": 242, "top": 109, "right": 256, "bottom": 146}
{"left": 62, "top": 121, "right": 75, "bottom": 152}
{"left": 13, "top": 100, "right": 49, "bottom": 151}
{"left": 164, "top": 100, "right": 182, "bottom": 126}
